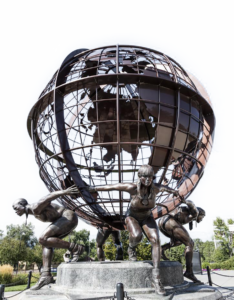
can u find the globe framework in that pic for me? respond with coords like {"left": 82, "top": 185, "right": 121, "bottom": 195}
{"left": 27, "top": 45, "right": 215, "bottom": 230}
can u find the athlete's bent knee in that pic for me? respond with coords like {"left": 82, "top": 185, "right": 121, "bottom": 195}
{"left": 130, "top": 232, "right": 142, "bottom": 243}
{"left": 149, "top": 237, "right": 159, "bottom": 245}
{"left": 39, "top": 236, "right": 49, "bottom": 246}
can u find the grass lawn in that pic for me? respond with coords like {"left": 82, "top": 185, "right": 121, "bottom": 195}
{"left": 3, "top": 273, "right": 56, "bottom": 292}
{"left": 5, "top": 284, "right": 27, "bottom": 292}
{"left": 5, "top": 283, "right": 37, "bottom": 292}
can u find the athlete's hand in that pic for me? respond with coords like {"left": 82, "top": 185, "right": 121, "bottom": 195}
{"left": 65, "top": 185, "right": 80, "bottom": 195}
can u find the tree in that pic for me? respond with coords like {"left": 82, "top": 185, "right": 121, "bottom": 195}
{"left": 0, "top": 237, "right": 28, "bottom": 266}
{"left": 65, "top": 229, "right": 89, "bottom": 245}
{"left": 193, "top": 238, "right": 205, "bottom": 260}
{"left": 164, "top": 244, "right": 186, "bottom": 265}
{"left": 53, "top": 248, "right": 66, "bottom": 264}
{"left": 103, "top": 235, "right": 116, "bottom": 260}
{"left": 136, "top": 237, "right": 152, "bottom": 261}
{"left": 89, "top": 239, "right": 98, "bottom": 260}
{"left": 6, "top": 223, "right": 37, "bottom": 247}
{"left": 213, "top": 217, "right": 234, "bottom": 258}
{"left": 28, "top": 243, "right": 43, "bottom": 271}
{"left": 0, "top": 230, "right": 3, "bottom": 240}
{"left": 202, "top": 241, "right": 215, "bottom": 263}
{"left": 120, "top": 230, "right": 130, "bottom": 260}
{"left": 26, "top": 243, "right": 66, "bottom": 271}
{"left": 213, "top": 247, "right": 229, "bottom": 262}
{"left": 102, "top": 230, "right": 129, "bottom": 261}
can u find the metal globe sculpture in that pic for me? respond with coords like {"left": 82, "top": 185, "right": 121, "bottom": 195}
{"left": 27, "top": 45, "right": 215, "bottom": 230}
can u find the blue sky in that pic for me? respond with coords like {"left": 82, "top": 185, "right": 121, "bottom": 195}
{"left": 0, "top": 0, "right": 233, "bottom": 244}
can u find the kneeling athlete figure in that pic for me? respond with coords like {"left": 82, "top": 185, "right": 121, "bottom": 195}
{"left": 158, "top": 199, "right": 205, "bottom": 283}
{"left": 13, "top": 186, "right": 84, "bottom": 290}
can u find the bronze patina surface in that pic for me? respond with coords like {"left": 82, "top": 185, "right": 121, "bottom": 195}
{"left": 96, "top": 228, "right": 123, "bottom": 261}
{"left": 27, "top": 45, "right": 215, "bottom": 230}
{"left": 159, "top": 199, "right": 205, "bottom": 283}
{"left": 85, "top": 165, "right": 180, "bottom": 295}
{"left": 13, "top": 186, "right": 84, "bottom": 290}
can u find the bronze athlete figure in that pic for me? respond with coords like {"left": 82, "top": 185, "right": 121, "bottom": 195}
{"left": 13, "top": 186, "right": 84, "bottom": 290}
{"left": 96, "top": 228, "right": 123, "bottom": 261}
{"left": 86, "top": 165, "right": 180, "bottom": 296}
{"left": 158, "top": 199, "right": 205, "bottom": 283}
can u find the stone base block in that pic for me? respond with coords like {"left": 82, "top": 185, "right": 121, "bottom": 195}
{"left": 19, "top": 261, "right": 223, "bottom": 300}
{"left": 20, "top": 283, "right": 223, "bottom": 300}
{"left": 55, "top": 260, "right": 183, "bottom": 291}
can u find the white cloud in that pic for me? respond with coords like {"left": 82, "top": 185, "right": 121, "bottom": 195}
{"left": 205, "top": 171, "right": 224, "bottom": 179}
{"left": 209, "top": 151, "right": 234, "bottom": 167}
{"left": 221, "top": 206, "right": 234, "bottom": 211}
{"left": 227, "top": 169, "right": 234, "bottom": 177}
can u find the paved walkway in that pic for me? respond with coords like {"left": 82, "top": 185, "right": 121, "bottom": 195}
{"left": 3, "top": 291, "right": 25, "bottom": 300}
{"left": 195, "top": 270, "right": 234, "bottom": 299}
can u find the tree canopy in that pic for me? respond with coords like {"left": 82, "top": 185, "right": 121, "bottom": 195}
{"left": 213, "top": 217, "right": 234, "bottom": 258}
{"left": 6, "top": 223, "right": 37, "bottom": 247}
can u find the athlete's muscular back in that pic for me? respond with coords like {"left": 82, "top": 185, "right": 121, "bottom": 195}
{"left": 32, "top": 203, "right": 65, "bottom": 223}
{"left": 169, "top": 206, "right": 197, "bottom": 225}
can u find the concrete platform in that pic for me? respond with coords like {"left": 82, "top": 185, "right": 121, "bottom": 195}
{"left": 18, "top": 282, "right": 223, "bottom": 300}
{"left": 15, "top": 261, "right": 224, "bottom": 300}
{"left": 55, "top": 261, "right": 183, "bottom": 291}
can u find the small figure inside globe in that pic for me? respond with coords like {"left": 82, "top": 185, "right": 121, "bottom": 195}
{"left": 158, "top": 200, "right": 205, "bottom": 283}
{"left": 85, "top": 165, "right": 180, "bottom": 296}
{"left": 12, "top": 186, "right": 84, "bottom": 290}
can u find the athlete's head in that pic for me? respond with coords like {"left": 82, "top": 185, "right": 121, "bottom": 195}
{"left": 197, "top": 207, "right": 205, "bottom": 223}
{"left": 138, "top": 165, "right": 155, "bottom": 187}
{"left": 12, "top": 198, "right": 28, "bottom": 216}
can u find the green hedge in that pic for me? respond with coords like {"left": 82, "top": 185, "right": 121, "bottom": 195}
{"left": 0, "top": 273, "right": 12, "bottom": 284}
{"left": 202, "top": 257, "right": 234, "bottom": 270}
{"left": 0, "top": 273, "right": 40, "bottom": 285}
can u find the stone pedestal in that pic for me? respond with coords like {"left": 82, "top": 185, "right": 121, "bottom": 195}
{"left": 19, "top": 261, "right": 223, "bottom": 300}
{"left": 55, "top": 260, "right": 183, "bottom": 292}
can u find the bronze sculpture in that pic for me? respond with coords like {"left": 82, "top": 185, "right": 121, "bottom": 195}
{"left": 86, "top": 165, "right": 180, "bottom": 296}
{"left": 96, "top": 228, "right": 123, "bottom": 261}
{"left": 27, "top": 45, "right": 215, "bottom": 231}
{"left": 12, "top": 186, "right": 84, "bottom": 290}
{"left": 158, "top": 200, "right": 205, "bottom": 283}
{"left": 23, "top": 45, "right": 215, "bottom": 295}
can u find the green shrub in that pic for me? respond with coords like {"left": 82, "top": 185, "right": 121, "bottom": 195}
{"left": 0, "top": 271, "right": 40, "bottom": 285}
{"left": 31, "top": 273, "right": 40, "bottom": 283}
{"left": 210, "top": 263, "right": 222, "bottom": 269}
{"left": 204, "top": 259, "right": 234, "bottom": 270}
{"left": 12, "top": 274, "right": 27, "bottom": 285}
{"left": 202, "top": 262, "right": 210, "bottom": 269}
{"left": 221, "top": 257, "right": 234, "bottom": 270}
{"left": 0, "top": 265, "right": 13, "bottom": 284}
{"left": 0, "top": 273, "right": 13, "bottom": 284}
